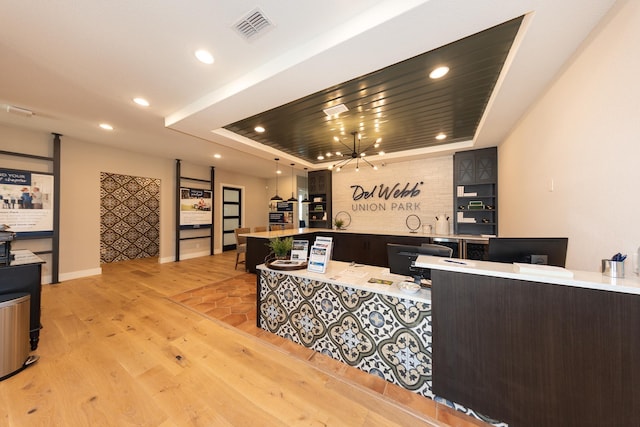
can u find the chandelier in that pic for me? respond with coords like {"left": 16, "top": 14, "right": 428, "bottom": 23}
{"left": 330, "top": 131, "right": 380, "bottom": 172}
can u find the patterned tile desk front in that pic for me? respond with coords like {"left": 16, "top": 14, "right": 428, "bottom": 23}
{"left": 259, "top": 268, "right": 433, "bottom": 397}
{"left": 257, "top": 263, "right": 507, "bottom": 427}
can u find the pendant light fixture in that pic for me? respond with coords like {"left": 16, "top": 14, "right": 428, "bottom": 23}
{"left": 301, "top": 168, "right": 310, "bottom": 204}
{"left": 330, "top": 131, "right": 379, "bottom": 172}
{"left": 287, "top": 163, "right": 298, "bottom": 203}
{"left": 270, "top": 158, "right": 283, "bottom": 201}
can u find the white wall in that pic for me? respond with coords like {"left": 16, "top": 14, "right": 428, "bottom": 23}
{"left": 499, "top": 0, "right": 640, "bottom": 271}
{"left": 0, "top": 123, "right": 270, "bottom": 281}
{"left": 331, "top": 156, "right": 453, "bottom": 234}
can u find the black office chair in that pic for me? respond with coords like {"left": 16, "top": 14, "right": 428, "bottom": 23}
{"left": 420, "top": 243, "right": 453, "bottom": 258}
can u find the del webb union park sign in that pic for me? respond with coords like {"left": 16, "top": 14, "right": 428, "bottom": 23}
{"left": 350, "top": 181, "right": 423, "bottom": 212}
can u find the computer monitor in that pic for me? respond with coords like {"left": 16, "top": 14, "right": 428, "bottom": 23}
{"left": 487, "top": 237, "right": 568, "bottom": 267}
{"left": 387, "top": 243, "right": 453, "bottom": 281}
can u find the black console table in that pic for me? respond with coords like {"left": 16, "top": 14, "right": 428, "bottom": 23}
{"left": 0, "top": 251, "right": 44, "bottom": 350}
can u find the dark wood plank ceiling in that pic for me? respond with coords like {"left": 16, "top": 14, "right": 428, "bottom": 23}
{"left": 224, "top": 16, "right": 523, "bottom": 166}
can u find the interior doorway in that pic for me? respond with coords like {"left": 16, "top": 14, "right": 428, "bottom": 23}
{"left": 221, "top": 186, "right": 242, "bottom": 251}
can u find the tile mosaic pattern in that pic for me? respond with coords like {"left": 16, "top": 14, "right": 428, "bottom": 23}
{"left": 259, "top": 270, "right": 508, "bottom": 427}
{"left": 259, "top": 270, "right": 433, "bottom": 396}
{"left": 100, "top": 172, "right": 160, "bottom": 263}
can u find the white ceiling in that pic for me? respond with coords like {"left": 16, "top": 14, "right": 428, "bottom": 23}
{"left": 0, "top": 0, "right": 616, "bottom": 178}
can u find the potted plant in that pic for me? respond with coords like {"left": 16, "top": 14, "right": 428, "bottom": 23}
{"left": 334, "top": 218, "right": 345, "bottom": 230}
{"left": 267, "top": 236, "right": 293, "bottom": 259}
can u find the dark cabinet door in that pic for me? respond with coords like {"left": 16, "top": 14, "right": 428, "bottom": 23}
{"left": 454, "top": 151, "right": 476, "bottom": 185}
{"left": 474, "top": 148, "right": 497, "bottom": 183}
{"left": 454, "top": 148, "right": 497, "bottom": 185}
{"left": 308, "top": 170, "right": 330, "bottom": 194}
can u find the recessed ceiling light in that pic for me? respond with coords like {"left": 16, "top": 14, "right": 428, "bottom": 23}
{"left": 195, "top": 49, "right": 214, "bottom": 64}
{"left": 317, "top": 155, "right": 324, "bottom": 160}
{"left": 435, "top": 133, "right": 447, "bottom": 140}
{"left": 99, "top": 123, "right": 113, "bottom": 131}
{"left": 378, "top": 151, "right": 385, "bottom": 156}
{"left": 213, "top": 154, "right": 221, "bottom": 159}
{"left": 133, "top": 97, "right": 149, "bottom": 107}
{"left": 429, "top": 66, "right": 449, "bottom": 79}
{"left": 254, "top": 126, "right": 265, "bottom": 133}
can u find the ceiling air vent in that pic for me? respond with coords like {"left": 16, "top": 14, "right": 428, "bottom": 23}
{"left": 322, "top": 103, "right": 348, "bottom": 117}
{"left": 233, "top": 8, "right": 273, "bottom": 41}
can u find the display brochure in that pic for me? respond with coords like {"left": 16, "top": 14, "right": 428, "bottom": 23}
{"left": 307, "top": 236, "right": 333, "bottom": 273}
{"left": 367, "top": 277, "right": 393, "bottom": 285}
{"left": 308, "top": 244, "right": 330, "bottom": 273}
{"left": 270, "top": 259, "right": 307, "bottom": 267}
{"left": 314, "top": 236, "right": 333, "bottom": 259}
{"left": 290, "top": 240, "right": 309, "bottom": 262}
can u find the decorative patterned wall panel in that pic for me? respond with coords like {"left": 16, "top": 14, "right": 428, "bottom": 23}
{"left": 100, "top": 172, "right": 160, "bottom": 263}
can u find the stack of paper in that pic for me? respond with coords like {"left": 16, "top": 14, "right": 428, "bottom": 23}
{"left": 513, "top": 263, "right": 574, "bottom": 278}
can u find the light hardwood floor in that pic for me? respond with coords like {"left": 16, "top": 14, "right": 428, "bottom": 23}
{"left": 0, "top": 253, "right": 479, "bottom": 426}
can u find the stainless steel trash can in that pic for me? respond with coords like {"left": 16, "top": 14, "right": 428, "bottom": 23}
{"left": 0, "top": 292, "right": 31, "bottom": 380}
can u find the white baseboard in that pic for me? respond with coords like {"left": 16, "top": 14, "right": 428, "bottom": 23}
{"left": 51, "top": 267, "right": 103, "bottom": 284}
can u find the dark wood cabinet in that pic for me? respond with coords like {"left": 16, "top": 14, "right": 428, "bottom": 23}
{"left": 454, "top": 147, "right": 497, "bottom": 184}
{"left": 453, "top": 147, "right": 498, "bottom": 236}
{"left": 432, "top": 270, "right": 640, "bottom": 427}
{"left": 331, "top": 232, "right": 430, "bottom": 267}
{"left": 307, "top": 170, "right": 332, "bottom": 229}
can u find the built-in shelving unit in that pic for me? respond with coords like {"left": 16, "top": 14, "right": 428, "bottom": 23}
{"left": 174, "top": 159, "right": 214, "bottom": 261}
{"left": 307, "top": 170, "right": 332, "bottom": 229}
{"left": 453, "top": 147, "right": 497, "bottom": 236}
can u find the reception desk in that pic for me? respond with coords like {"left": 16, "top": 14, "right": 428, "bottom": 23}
{"left": 257, "top": 260, "right": 505, "bottom": 426}
{"left": 415, "top": 256, "right": 640, "bottom": 427}
{"left": 244, "top": 228, "right": 489, "bottom": 273}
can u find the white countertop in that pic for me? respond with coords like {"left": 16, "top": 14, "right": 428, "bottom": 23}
{"left": 257, "top": 259, "right": 432, "bottom": 303}
{"left": 415, "top": 255, "right": 640, "bottom": 295}
{"left": 242, "top": 227, "right": 489, "bottom": 242}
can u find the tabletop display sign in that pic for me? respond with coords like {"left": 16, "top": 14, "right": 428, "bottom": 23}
{"left": 290, "top": 240, "right": 309, "bottom": 262}
{"left": 308, "top": 245, "right": 330, "bottom": 273}
{"left": 179, "top": 187, "right": 212, "bottom": 229}
{"left": 0, "top": 168, "right": 54, "bottom": 237}
{"left": 307, "top": 236, "right": 333, "bottom": 273}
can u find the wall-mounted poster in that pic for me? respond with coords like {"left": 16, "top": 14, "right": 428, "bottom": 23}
{"left": 0, "top": 168, "right": 54, "bottom": 236}
{"left": 179, "top": 187, "right": 212, "bottom": 229}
